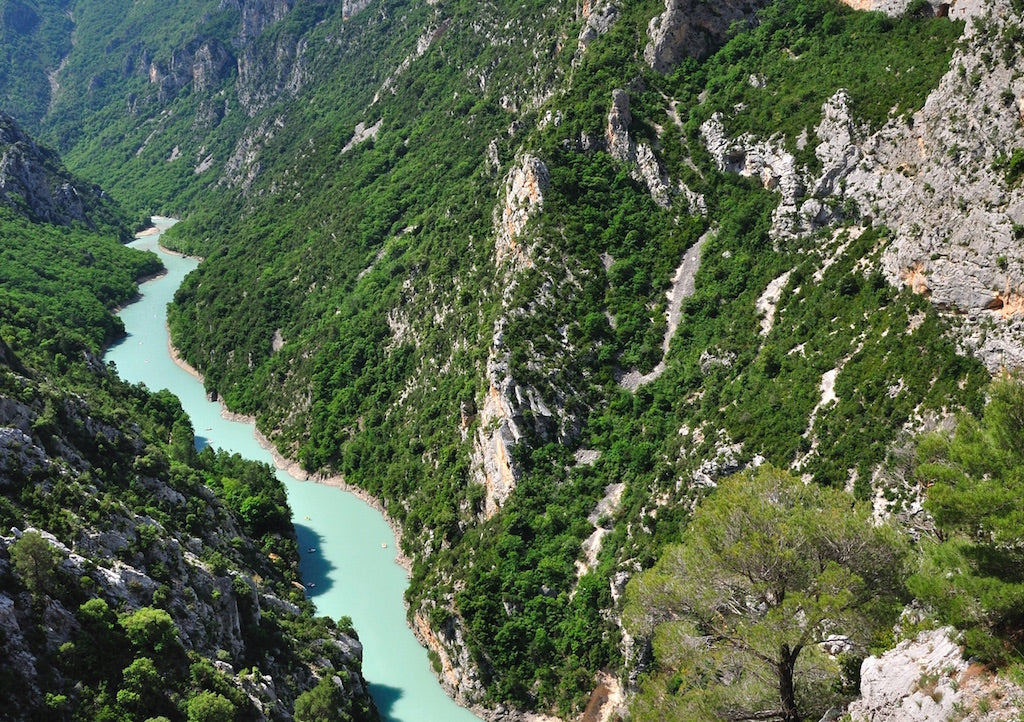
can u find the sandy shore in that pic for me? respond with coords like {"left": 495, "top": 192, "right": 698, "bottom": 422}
{"left": 157, "top": 243, "right": 198, "bottom": 260}
{"left": 166, "top": 337, "right": 413, "bottom": 572}
{"left": 134, "top": 220, "right": 204, "bottom": 261}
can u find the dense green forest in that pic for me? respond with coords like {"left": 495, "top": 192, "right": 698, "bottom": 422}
{"left": 4, "top": 0, "right": 1024, "bottom": 718}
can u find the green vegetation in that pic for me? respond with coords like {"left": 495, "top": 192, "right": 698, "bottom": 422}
{"left": 295, "top": 677, "right": 353, "bottom": 722}
{"left": 997, "top": 147, "right": 1024, "bottom": 186}
{"left": 675, "top": 0, "right": 964, "bottom": 162}
{"left": 910, "top": 376, "right": 1024, "bottom": 663}
{"left": 0, "top": 135, "right": 376, "bottom": 721}
{"left": 0, "top": 0, "right": 74, "bottom": 125}
{"left": 623, "top": 466, "right": 907, "bottom": 722}
{"left": 0, "top": 0, "right": 1000, "bottom": 717}
{"left": 154, "top": 0, "right": 970, "bottom": 713}
{"left": 9, "top": 529, "right": 63, "bottom": 600}
{"left": 0, "top": 206, "right": 160, "bottom": 361}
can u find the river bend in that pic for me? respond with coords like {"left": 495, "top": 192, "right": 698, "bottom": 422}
{"left": 106, "top": 218, "right": 482, "bottom": 722}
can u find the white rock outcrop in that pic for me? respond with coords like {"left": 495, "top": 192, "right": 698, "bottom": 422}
{"left": 576, "top": 0, "right": 620, "bottom": 59}
{"left": 606, "top": 89, "right": 674, "bottom": 208}
{"left": 848, "top": 627, "right": 1024, "bottom": 721}
{"left": 701, "top": 3, "right": 1024, "bottom": 370}
{"left": 471, "top": 353, "right": 524, "bottom": 519}
{"left": 701, "top": 112, "right": 804, "bottom": 234}
{"left": 839, "top": 0, "right": 991, "bottom": 18}
{"left": 848, "top": 628, "right": 966, "bottom": 721}
{"left": 495, "top": 154, "right": 549, "bottom": 266}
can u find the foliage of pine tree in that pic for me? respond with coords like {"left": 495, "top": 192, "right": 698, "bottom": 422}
{"left": 624, "top": 466, "right": 907, "bottom": 721}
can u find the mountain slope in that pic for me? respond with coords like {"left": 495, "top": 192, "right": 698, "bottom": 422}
{"left": 5, "top": 0, "right": 1024, "bottom": 718}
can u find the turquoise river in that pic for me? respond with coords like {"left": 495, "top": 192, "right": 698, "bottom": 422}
{"left": 106, "top": 218, "right": 483, "bottom": 722}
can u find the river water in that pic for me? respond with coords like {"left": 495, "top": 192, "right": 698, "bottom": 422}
{"left": 106, "top": 218, "right": 482, "bottom": 722}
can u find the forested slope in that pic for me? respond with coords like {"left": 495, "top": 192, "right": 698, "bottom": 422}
{"left": 6, "top": 0, "right": 1024, "bottom": 718}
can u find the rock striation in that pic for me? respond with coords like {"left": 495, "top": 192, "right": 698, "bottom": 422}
{"left": 147, "top": 38, "right": 236, "bottom": 102}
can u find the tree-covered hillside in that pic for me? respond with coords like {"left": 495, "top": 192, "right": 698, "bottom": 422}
{"left": 7, "top": 0, "right": 1024, "bottom": 718}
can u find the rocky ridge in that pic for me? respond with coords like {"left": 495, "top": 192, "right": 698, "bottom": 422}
{"left": 473, "top": 154, "right": 560, "bottom": 518}
{"left": 0, "top": 111, "right": 123, "bottom": 232}
{"left": 0, "top": 353, "right": 375, "bottom": 719}
{"left": 606, "top": 89, "right": 675, "bottom": 208}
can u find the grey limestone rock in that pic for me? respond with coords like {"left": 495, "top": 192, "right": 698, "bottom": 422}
{"left": 702, "top": 2, "right": 1024, "bottom": 371}
{"left": 606, "top": 89, "right": 674, "bottom": 207}
{"left": 577, "top": 0, "right": 620, "bottom": 58}
{"left": 847, "top": 626, "right": 1024, "bottom": 721}
{"left": 645, "top": 0, "right": 769, "bottom": 73}
{"left": 0, "top": 111, "right": 121, "bottom": 230}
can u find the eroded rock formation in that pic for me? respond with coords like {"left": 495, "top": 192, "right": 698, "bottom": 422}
{"left": 645, "top": 0, "right": 769, "bottom": 72}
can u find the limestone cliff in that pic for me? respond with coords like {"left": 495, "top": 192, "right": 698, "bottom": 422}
{"left": 495, "top": 154, "right": 548, "bottom": 268}
{"left": 473, "top": 155, "right": 559, "bottom": 518}
{"left": 698, "top": 0, "right": 1024, "bottom": 371}
{"left": 645, "top": 0, "right": 769, "bottom": 72}
{"left": 606, "top": 89, "right": 675, "bottom": 208}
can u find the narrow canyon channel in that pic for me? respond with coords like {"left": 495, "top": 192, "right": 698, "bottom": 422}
{"left": 106, "top": 217, "right": 483, "bottom": 722}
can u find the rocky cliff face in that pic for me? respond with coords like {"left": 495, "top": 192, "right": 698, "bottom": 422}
{"left": 147, "top": 38, "right": 236, "bottom": 102}
{"left": 645, "top": 0, "right": 769, "bottom": 71}
{"left": 606, "top": 89, "right": 676, "bottom": 208}
{"left": 696, "top": 0, "right": 1024, "bottom": 371}
{"left": 0, "top": 112, "right": 123, "bottom": 232}
{"left": 473, "top": 154, "right": 564, "bottom": 517}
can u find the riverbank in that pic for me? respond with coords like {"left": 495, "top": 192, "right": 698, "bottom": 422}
{"left": 134, "top": 217, "right": 204, "bottom": 261}
{"left": 159, "top": 267, "right": 584, "bottom": 722}
{"left": 140, "top": 218, "right": 411, "bottom": 571}
{"left": 113, "top": 231, "right": 489, "bottom": 722}
{"left": 109, "top": 226, "right": 191, "bottom": 315}
{"left": 111, "top": 268, "right": 168, "bottom": 314}
{"left": 165, "top": 335, "right": 414, "bottom": 573}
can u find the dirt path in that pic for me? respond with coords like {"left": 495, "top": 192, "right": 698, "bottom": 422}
{"left": 620, "top": 229, "right": 711, "bottom": 390}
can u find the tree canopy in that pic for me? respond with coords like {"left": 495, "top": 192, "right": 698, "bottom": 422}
{"left": 9, "top": 530, "right": 63, "bottom": 599}
{"left": 623, "top": 465, "right": 908, "bottom": 722}
{"left": 910, "top": 375, "right": 1024, "bottom": 662}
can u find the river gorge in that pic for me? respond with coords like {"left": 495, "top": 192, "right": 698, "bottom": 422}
{"left": 106, "top": 218, "right": 483, "bottom": 722}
